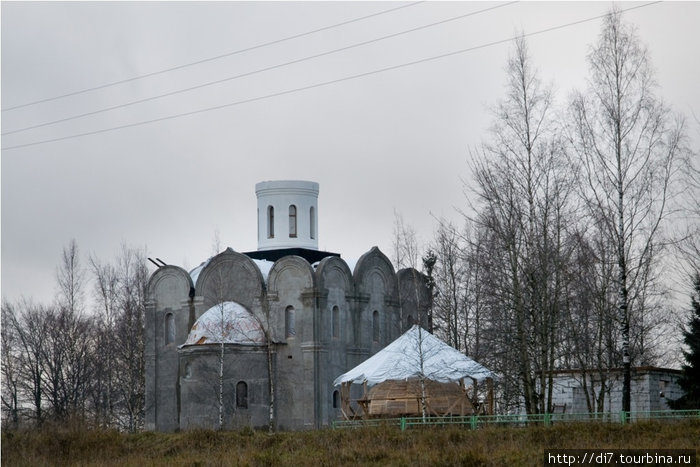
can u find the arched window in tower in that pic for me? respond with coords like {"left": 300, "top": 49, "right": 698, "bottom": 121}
{"left": 285, "top": 305, "right": 296, "bottom": 338}
{"left": 165, "top": 313, "right": 175, "bottom": 345}
{"left": 267, "top": 205, "right": 274, "bottom": 238}
{"left": 289, "top": 205, "right": 297, "bottom": 238}
{"left": 309, "top": 206, "right": 316, "bottom": 239}
{"left": 236, "top": 381, "right": 248, "bottom": 409}
{"left": 372, "top": 310, "right": 380, "bottom": 342}
{"left": 332, "top": 390, "right": 340, "bottom": 409}
{"left": 332, "top": 306, "right": 340, "bottom": 338}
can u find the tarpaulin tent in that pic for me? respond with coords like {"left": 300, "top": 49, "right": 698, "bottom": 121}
{"left": 333, "top": 325, "right": 496, "bottom": 419}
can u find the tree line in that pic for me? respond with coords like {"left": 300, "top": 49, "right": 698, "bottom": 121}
{"left": 2, "top": 240, "right": 148, "bottom": 431}
{"left": 394, "top": 10, "right": 697, "bottom": 414}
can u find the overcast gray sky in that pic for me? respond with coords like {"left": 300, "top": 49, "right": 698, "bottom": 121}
{"left": 2, "top": 1, "right": 699, "bottom": 306}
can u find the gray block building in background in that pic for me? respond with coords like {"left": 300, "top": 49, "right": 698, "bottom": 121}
{"left": 144, "top": 180, "right": 429, "bottom": 431}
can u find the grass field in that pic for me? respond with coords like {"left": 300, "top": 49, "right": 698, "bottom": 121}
{"left": 2, "top": 420, "right": 699, "bottom": 466}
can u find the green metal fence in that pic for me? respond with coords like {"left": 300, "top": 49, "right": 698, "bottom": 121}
{"left": 332, "top": 410, "right": 700, "bottom": 430}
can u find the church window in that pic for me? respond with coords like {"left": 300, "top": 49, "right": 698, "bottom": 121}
{"left": 267, "top": 206, "right": 275, "bottom": 238}
{"left": 165, "top": 313, "right": 175, "bottom": 345}
{"left": 372, "top": 310, "right": 380, "bottom": 342}
{"left": 289, "top": 205, "right": 297, "bottom": 237}
{"left": 309, "top": 206, "right": 316, "bottom": 239}
{"left": 236, "top": 381, "right": 248, "bottom": 409}
{"left": 332, "top": 390, "right": 340, "bottom": 409}
{"left": 286, "top": 306, "right": 296, "bottom": 338}
{"left": 332, "top": 306, "right": 340, "bottom": 338}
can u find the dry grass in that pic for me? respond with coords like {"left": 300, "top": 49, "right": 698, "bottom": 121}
{"left": 2, "top": 420, "right": 699, "bottom": 466}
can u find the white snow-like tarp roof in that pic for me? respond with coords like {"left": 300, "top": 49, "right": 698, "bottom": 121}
{"left": 181, "top": 301, "right": 265, "bottom": 347}
{"left": 333, "top": 325, "right": 495, "bottom": 387}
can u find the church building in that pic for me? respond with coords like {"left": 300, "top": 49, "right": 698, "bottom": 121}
{"left": 144, "top": 180, "right": 429, "bottom": 431}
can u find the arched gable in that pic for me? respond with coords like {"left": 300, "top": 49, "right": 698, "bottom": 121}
{"left": 147, "top": 265, "right": 193, "bottom": 310}
{"left": 267, "top": 255, "right": 314, "bottom": 342}
{"left": 267, "top": 255, "right": 315, "bottom": 294}
{"left": 315, "top": 256, "right": 353, "bottom": 293}
{"left": 316, "top": 256, "right": 354, "bottom": 344}
{"left": 353, "top": 246, "right": 397, "bottom": 296}
{"left": 195, "top": 248, "right": 265, "bottom": 311}
{"left": 353, "top": 247, "right": 400, "bottom": 347}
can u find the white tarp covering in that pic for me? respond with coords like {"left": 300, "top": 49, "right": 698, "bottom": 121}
{"left": 181, "top": 301, "right": 265, "bottom": 346}
{"left": 333, "top": 325, "right": 495, "bottom": 387}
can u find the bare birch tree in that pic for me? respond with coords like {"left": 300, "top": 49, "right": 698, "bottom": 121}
{"left": 39, "top": 240, "right": 93, "bottom": 422}
{"left": 90, "top": 257, "right": 119, "bottom": 427}
{"left": 569, "top": 9, "right": 686, "bottom": 412}
{"left": 89, "top": 244, "right": 147, "bottom": 431}
{"left": 259, "top": 295, "right": 276, "bottom": 433}
{"left": 113, "top": 245, "right": 147, "bottom": 431}
{"left": 56, "top": 239, "right": 86, "bottom": 317}
{"left": 430, "top": 220, "right": 468, "bottom": 351}
{"left": 470, "top": 35, "right": 573, "bottom": 414}
{"left": 392, "top": 209, "right": 420, "bottom": 271}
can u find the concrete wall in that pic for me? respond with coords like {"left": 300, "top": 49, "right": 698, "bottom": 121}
{"left": 547, "top": 368, "right": 683, "bottom": 414}
{"left": 178, "top": 345, "right": 272, "bottom": 430}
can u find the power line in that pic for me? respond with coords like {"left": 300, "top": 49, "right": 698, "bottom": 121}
{"left": 2, "top": 1, "right": 518, "bottom": 136}
{"left": 1, "top": 1, "right": 661, "bottom": 152}
{"left": 1, "top": 2, "right": 424, "bottom": 112}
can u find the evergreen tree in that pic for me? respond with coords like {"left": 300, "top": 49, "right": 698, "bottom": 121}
{"left": 670, "top": 274, "right": 700, "bottom": 409}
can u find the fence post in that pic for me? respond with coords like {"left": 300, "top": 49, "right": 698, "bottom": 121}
{"left": 400, "top": 417, "right": 406, "bottom": 431}
{"left": 470, "top": 415, "right": 477, "bottom": 430}
{"left": 544, "top": 412, "right": 551, "bottom": 426}
{"left": 619, "top": 411, "right": 627, "bottom": 425}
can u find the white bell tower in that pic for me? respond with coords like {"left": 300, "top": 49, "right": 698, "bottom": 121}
{"left": 256, "top": 180, "right": 319, "bottom": 251}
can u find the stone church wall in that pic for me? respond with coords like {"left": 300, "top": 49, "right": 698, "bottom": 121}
{"left": 145, "top": 247, "right": 427, "bottom": 431}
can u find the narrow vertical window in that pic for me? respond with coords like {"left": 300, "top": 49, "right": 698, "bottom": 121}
{"left": 165, "top": 313, "right": 175, "bottom": 345}
{"left": 267, "top": 206, "right": 274, "bottom": 238}
{"left": 372, "top": 310, "right": 380, "bottom": 342}
{"left": 286, "top": 306, "right": 296, "bottom": 338}
{"left": 289, "top": 205, "right": 297, "bottom": 237}
{"left": 236, "top": 381, "right": 248, "bottom": 409}
{"left": 332, "top": 306, "right": 340, "bottom": 338}
{"left": 406, "top": 315, "right": 414, "bottom": 331}
{"left": 309, "top": 206, "right": 316, "bottom": 239}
